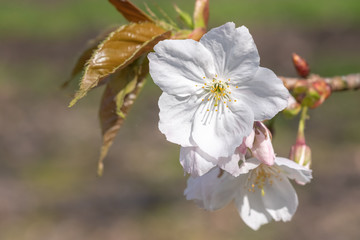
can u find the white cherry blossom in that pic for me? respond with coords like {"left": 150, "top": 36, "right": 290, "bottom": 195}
{"left": 184, "top": 157, "right": 312, "bottom": 230}
{"left": 148, "top": 22, "right": 289, "bottom": 161}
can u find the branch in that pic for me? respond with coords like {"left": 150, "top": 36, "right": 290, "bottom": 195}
{"left": 280, "top": 73, "right": 360, "bottom": 92}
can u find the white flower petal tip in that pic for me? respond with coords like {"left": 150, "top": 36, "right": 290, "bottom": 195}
{"left": 184, "top": 158, "right": 312, "bottom": 230}
{"left": 150, "top": 22, "right": 290, "bottom": 175}
{"left": 184, "top": 168, "right": 238, "bottom": 211}
{"left": 274, "top": 157, "right": 312, "bottom": 185}
{"left": 180, "top": 147, "right": 216, "bottom": 177}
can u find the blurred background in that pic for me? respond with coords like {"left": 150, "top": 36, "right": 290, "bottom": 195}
{"left": 1, "top": 0, "right": 360, "bottom": 239}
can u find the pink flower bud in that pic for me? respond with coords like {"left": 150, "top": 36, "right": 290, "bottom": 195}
{"left": 309, "top": 78, "right": 331, "bottom": 109}
{"left": 251, "top": 122, "right": 275, "bottom": 166}
{"left": 292, "top": 53, "right": 310, "bottom": 78}
{"left": 193, "top": 0, "right": 209, "bottom": 29}
{"left": 289, "top": 143, "right": 312, "bottom": 169}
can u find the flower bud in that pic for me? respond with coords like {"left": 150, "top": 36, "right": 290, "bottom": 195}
{"left": 289, "top": 143, "right": 311, "bottom": 169}
{"left": 251, "top": 121, "right": 275, "bottom": 166}
{"left": 193, "top": 0, "right": 209, "bottom": 29}
{"left": 292, "top": 76, "right": 331, "bottom": 109}
{"left": 309, "top": 78, "right": 331, "bottom": 109}
{"left": 292, "top": 53, "right": 310, "bottom": 78}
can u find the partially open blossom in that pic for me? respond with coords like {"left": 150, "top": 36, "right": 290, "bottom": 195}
{"left": 251, "top": 121, "right": 275, "bottom": 165}
{"left": 149, "top": 23, "right": 289, "bottom": 163}
{"left": 185, "top": 157, "right": 312, "bottom": 230}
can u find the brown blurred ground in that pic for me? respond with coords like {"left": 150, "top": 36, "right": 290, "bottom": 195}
{"left": 0, "top": 0, "right": 360, "bottom": 239}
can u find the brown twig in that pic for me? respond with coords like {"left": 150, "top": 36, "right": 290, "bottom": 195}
{"left": 280, "top": 73, "right": 360, "bottom": 92}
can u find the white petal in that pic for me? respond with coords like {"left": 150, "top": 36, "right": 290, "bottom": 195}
{"left": 262, "top": 176, "right": 298, "bottom": 222}
{"left": 192, "top": 102, "right": 254, "bottom": 158}
{"left": 180, "top": 147, "right": 216, "bottom": 177}
{"left": 158, "top": 93, "right": 199, "bottom": 146}
{"left": 180, "top": 145, "right": 250, "bottom": 177}
{"left": 217, "top": 153, "right": 245, "bottom": 177}
{"left": 200, "top": 22, "right": 260, "bottom": 82}
{"left": 233, "top": 67, "right": 289, "bottom": 121}
{"left": 235, "top": 177, "right": 273, "bottom": 230}
{"left": 275, "top": 157, "right": 312, "bottom": 185}
{"left": 184, "top": 168, "right": 238, "bottom": 211}
{"left": 241, "top": 157, "right": 262, "bottom": 172}
{"left": 148, "top": 39, "right": 215, "bottom": 96}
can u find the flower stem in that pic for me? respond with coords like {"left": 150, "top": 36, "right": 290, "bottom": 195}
{"left": 297, "top": 106, "right": 308, "bottom": 144}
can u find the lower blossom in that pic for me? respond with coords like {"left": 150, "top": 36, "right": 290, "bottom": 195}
{"left": 184, "top": 157, "right": 312, "bottom": 230}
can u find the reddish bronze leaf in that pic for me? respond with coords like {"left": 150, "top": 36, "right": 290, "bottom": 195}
{"left": 98, "top": 56, "right": 149, "bottom": 176}
{"left": 62, "top": 27, "right": 117, "bottom": 88}
{"left": 109, "top": 0, "right": 153, "bottom": 23}
{"left": 69, "top": 22, "right": 170, "bottom": 107}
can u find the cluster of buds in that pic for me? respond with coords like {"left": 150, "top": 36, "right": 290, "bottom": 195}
{"left": 285, "top": 53, "right": 333, "bottom": 169}
{"left": 291, "top": 53, "right": 331, "bottom": 109}
{"left": 292, "top": 77, "right": 331, "bottom": 109}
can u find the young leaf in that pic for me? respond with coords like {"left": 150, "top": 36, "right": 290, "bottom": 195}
{"left": 98, "top": 56, "right": 149, "bottom": 176}
{"left": 109, "top": 0, "right": 153, "bottom": 23}
{"left": 174, "top": 4, "right": 193, "bottom": 29}
{"left": 62, "top": 27, "right": 117, "bottom": 88}
{"left": 69, "top": 22, "right": 170, "bottom": 107}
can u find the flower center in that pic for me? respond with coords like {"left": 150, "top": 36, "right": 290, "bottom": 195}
{"left": 197, "top": 76, "right": 238, "bottom": 112}
{"left": 246, "top": 165, "right": 282, "bottom": 196}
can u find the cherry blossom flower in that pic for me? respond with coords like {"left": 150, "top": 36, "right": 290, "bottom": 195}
{"left": 148, "top": 22, "right": 289, "bottom": 162}
{"left": 184, "top": 157, "right": 312, "bottom": 230}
